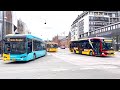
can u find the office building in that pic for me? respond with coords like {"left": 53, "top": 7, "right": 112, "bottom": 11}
{"left": 71, "top": 11, "right": 120, "bottom": 41}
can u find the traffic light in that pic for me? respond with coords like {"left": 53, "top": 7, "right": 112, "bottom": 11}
{"left": 14, "top": 25, "right": 17, "bottom": 32}
{"left": 44, "top": 22, "right": 46, "bottom": 24}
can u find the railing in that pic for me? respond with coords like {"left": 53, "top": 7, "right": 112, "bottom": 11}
{"left": 79, "top": 22, "right": 120, "bottom": 39}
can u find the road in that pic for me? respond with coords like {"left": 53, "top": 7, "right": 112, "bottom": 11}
{"left": 0, "top": 48, "right": 120, "bottom": 79}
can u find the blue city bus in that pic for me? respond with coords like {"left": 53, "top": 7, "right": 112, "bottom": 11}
{"left": 2, "top": 34, "right": 47, "bottom": 62}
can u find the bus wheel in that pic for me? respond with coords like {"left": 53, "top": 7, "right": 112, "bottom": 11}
{"left": 74, "top": 50, "right": 76, "bottom": 54}
{"left": 89, "top": 51, "right": 93, "bottom": 56}
{"left": 44, "top": 51, "right": 47, "bottom": 56}
{"left": 33, "top": 54, "right": 36, "bottom": 60}
{"left": 79, "top": 50, "right": 82, "bottom": 54}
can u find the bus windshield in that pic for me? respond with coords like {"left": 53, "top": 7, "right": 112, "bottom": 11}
{"left": 47, "top": 44, "right": 58, "bottom": 48}
{"left": 102, "top": 41, "right": 113, "bottom": 50}
{"left": 4, "top": 42, "right": 26, "bottom": 54}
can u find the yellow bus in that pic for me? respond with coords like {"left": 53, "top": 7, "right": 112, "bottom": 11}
{"left": 46, "top": 42, "right": 58, "bottom": 52}
{"left": 69, "top": 37, "right": 115, "bottom": 56}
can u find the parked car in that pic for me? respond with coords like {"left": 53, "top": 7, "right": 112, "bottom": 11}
{"left": 60, "top": 46, "right": 65, "bottom": 49}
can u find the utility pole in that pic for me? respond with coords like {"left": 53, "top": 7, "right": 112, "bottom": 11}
{"left": 1, "top": 11, "right": 5, "bottom": 57}
{"left": 116, "top": 35, "right": 119, "bottom": 51}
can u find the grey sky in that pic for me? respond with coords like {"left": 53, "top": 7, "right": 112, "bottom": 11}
{"left": 16, "top": 11, "right": 82, "bottom": 40}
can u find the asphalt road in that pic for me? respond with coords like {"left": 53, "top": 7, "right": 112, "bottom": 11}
{"left": 0, "top": 48, "right": 120, "bottom": 79}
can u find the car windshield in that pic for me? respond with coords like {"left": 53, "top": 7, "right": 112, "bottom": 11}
{"left": 4, "top": 42, "right": 26, "bottom": 54}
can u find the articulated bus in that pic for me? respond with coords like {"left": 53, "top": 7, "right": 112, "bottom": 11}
{"left": 69, "top": 37, "right": 115, "bottom": 56}
{"left": 46, "top": 42, "right": 58, "bottom": 52}
{"left": 2, "top": 34, "right": 47, "bottom": 62}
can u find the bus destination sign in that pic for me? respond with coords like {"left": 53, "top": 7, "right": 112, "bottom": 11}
{"left": 7, "top": 38, "right": 25, "bottom": 42}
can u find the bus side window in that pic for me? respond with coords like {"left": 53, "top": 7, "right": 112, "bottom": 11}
{"left": 39, "top": 42, "right": 44, "bottom": 50}
{"left": 28, "top": 39, "right": 32, "bottom": 53}
{"left": 83, "top": 42, "right": 86, "bottom": 49}
{"left": 86, "top": 42, "right": 92, "bottom": 49}
{"left": 37, "top": 41, "right": 41, "bottom": 50}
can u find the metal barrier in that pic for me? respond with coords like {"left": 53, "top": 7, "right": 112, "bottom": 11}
{"left": 79, "top": 22, "right": 120, "bottom": 38}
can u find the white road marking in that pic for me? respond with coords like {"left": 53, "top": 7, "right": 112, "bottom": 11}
{"left": 80, "top": 65, "right": 118, "bottom": 70}
{"left": 50, "top": 52, "right": 120, "bottom": 70}
{"left": 51, "top": 68, "right": 69, "bottom": 71}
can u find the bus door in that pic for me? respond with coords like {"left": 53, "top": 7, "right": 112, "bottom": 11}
{"left": 92, "top": 40, "right": 101, "bottom": 56}
{"left": 82, "top": 41, "right": 91, "bottom": 55}
{"left": 3, "top": 42, "right": 10, "bottom": 61}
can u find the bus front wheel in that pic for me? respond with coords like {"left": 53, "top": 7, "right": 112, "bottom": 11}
{"left": 89, "top": 51, "right": 93, "bottom": 56}
{"left": 33, "top": 54, "right": 36, "bottom": 60}
{"left": 79, "top": 50, "right": 82, "bottom": 54}
{"left": 74, "top": 50, "right": 76, "bottom": 54}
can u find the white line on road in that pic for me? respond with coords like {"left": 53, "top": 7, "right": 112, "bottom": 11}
{"left": 51, "top": 68, "right": 69, "bottom": 71}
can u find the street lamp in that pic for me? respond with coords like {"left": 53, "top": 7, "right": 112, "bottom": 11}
{"left": 40, "top": 18, "right": 46, "bottom": 24}
{"left": 1, "top": 11, "right": 7, "bottom": 57}
{"left": 1, "top": 11, "right": 5, "bottom": 56}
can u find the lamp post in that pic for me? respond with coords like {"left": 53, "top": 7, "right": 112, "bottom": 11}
{"left": 1, "top": 11, "right": 5, "bottom": 57}
{"left": 1, "top": 11, "right": 7, "bottom": 57}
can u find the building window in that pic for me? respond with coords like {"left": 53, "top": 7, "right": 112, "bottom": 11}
{"left": 103, "top": 28, "right": 105, "bottom": 32}
{"left": 115, "top": 13, "right": 118, "bottom": 17}
{"left": 74, "top": 32, "right": 75, "bottom": 35}
{"left": 89, "top": 16, "right": 94, "bottom": 20}
{"left": 0, "top": 11, "right": 3, "bottom": 20}
{"left": 112, "top": 13, "right": 115, "bottom": 17}
{"left": 89, "top": 12, "right": 93, "bottom": 15}
{"left": 91, "top": 22, "right": 93, "bottom": 25}
{"left": 99, "top": 12, "right": 103, "bottom": 15}
{"left": 101, "top": 28, "right": 103, "bottom": 32}
{"left": 118, "top": 23, "right": 120, "bottom": 28}
{"left": 108, "top": 26, "right": 110, "bottom": 30}
{"left": 113, "top": 25, "right": 115, "bottom": 29}
{"left": 97, "top": 29, "right": 100, "bottom": 33}
{"left": 115, "top": 24, "right": 118, "bottom": 28}
{"left": 105, "top": 18, "right": 109, "bottom": 22}
{"left": 105, "top": 27, "right": 108, "bottom": 31}
{"left": 104, "top": 13, "right": 107, "bottom": 15}
{"left": 94, "top": 12, "right": 98, "bottom": 15}
{"left": 94, "top": 30, "right": 97, "bottom": 34}
{"left": 108, "top": 13, "right": 112, "bottom": 17}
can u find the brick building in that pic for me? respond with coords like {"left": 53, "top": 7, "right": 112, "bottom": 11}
{"left": 52, "top": 32, "right": 71, "bottom": 48}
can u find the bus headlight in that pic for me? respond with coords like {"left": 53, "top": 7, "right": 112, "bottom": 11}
{"left": 102, "top": 53, "right": 104, "bottom": 54}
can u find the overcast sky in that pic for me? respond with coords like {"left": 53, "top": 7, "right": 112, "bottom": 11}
{"left": 15, "top": 11, "right": 83, "bottom": 40}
